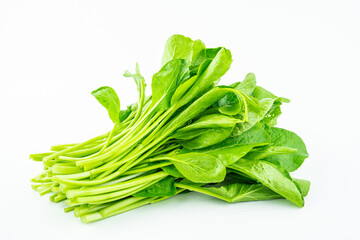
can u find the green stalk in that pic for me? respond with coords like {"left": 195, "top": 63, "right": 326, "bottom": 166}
{"left": 92, "top": 123, "right": 119, "bottom": 155}
{"left": 74, "top": 203, "right": 112, "bottom": 217}
{"left": 80, "top": 189, "right": 186, "bottom": 223}
{"left": 125, "top": 162, "right": 172, "bottom": 175}
{"left": 174, "top": 183, "right": 228, "bottom": 201}
{"left": 99, "top": 196, "right": 145, "bottom": 217}
{"left": 51, "top": 139, "right": 105, "bottom": 152}
{"left": 109, "top": 136, "right": 172, "bottom": 176}
{"left": 70, "top": 178, "right": 164, "bottom": 205}
{"left": 65, "top": 111, "right": 161, "bottom": 167}
{"left": 43, "top": 132, "right": 109, "bottom": 163}
{"left": 30, "top": 152, "right": 53, "bottom": 161}
{"left": 51, "top": 165, "right": 83, "bottom": 175}
{"left": 80, "top": 197, "right": 151, "bottom": 223}
{"left": 124, "top": 75, "right": 146, "bottom": 129}
{"left": 148, "top": 144, "right": 181, "bottom": 158}
{"left": 66, "top": 171, "right": 168, "bottom": 198}
{"left": 64, "top": 206, "right": 76, "bottom": 213}
{"left": 96, "top": 107, "right": 178, "bottom": 178}
{"left": 54, "top": 146, "right": 159, "bottom": 186}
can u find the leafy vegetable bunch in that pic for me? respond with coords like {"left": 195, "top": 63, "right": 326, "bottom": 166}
{"left": 31, "top": 34, "right": 310, "bottom": 223}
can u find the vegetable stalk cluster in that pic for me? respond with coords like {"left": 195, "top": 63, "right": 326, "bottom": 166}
{"left": 31, "top": 34, "right": 310, "bottom": 223}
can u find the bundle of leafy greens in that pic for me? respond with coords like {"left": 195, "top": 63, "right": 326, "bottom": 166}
{"left": 31, "top": 34, "right": 310, "bottom": 223}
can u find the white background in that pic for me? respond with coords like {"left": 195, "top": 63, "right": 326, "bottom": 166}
{"left": 0, "top": 0, "right": 359, "bottom": 239}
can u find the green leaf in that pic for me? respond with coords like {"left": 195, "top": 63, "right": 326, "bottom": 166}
{"left": 192, "top": 39, "right": 206, "bottom": 63}
{"left": 194, "top": 47, "right": 232, "bottom": 87}
{"left": 229, "top": 159, "right": 304, "bottom": 207}
{"left": 245, "top": 146, "right": 297, "bottom": 161}
{"left": 252, "top": 86, "right": 289, "bottom": 127}
{"left": 177, "top": 48, "right": 233, "bottom": 108}
{"left": 151, "top": 59, "right": 190, "bottom": 110}
{"left": 177, "top": 177, "right": 310, "bottom": 203}
{"left": 123, "top": 63, "right": 145, "bottom": 94}
{"left": 169, "top": 152, "right": 226, "bottom": 183}
{"left": 164, "top": 87, "right": 232, "bottom": 133}
{"left": 216, "top": 90, "right": 242, "bottom": 116}
{"left": 91, "top": 86, "right": 121, "bottom": 123}
{"left": 261, "top": 105, "right": 282, "bottom": 127}
{"left": 177, "top": 114, "right": 241, "bottom": 132}
{"left": 181, "top": 140, "right": 268, "bottom": 166}
{"left": 232, "top": 72, "right": 257, "bottom": 95}
{"left": 178, "top": 123, "right": 271, "bottom": 166}
{"left": 218, "top": 98, "right": 241, "bottom": 115}
{"left": 293, "top": 179, "right": 311, "bottom": 197}
{"left": 171, "top": 75, "right": 197, "bottom": 106}
{"left": 263, "top": 127, "right": 309, "bottom": 172}
{"left": 253, "top": 86, "right": 290, "bottom": 103}
{"left": 177, "top": 182, "right": 282, "bottom": 203}
{"left": 133, "top": 176, "right": 176, "bottom": 197}
{"left": 162, "top": 165, "right": 184, "bottom": 178}
{"left": 191, "top": 47, "right": 222, "bottom": 71}
{"left": 170, "top": 57, "right": 214, "bottom": 107}
{"left": 171, "top": 128, "right": 209, "bottom": 140}
{"left": 201, "top": 143, "right": 267, "bottom": 166}
{"left": 228, "top": 122, "right": 271, "bottom": 144}
{"left": 179, "top": 127, "right": 233, "bottom": 150}
{"left": 216, "top": 73, "right": 257, "bottom": 116}
{"left": 119, "top": 106, "right": 132, "bottom": 122}
{"left": 162, "top": 35, "right": 194, "bottom": 67}
{"left": 232, "top": 96, "right": 274, "bottom": 136}
{"left": 226, "top": 172, "right": 258, "bottom": 184}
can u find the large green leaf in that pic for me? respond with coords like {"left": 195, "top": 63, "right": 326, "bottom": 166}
{"left": 177, "top": 123, "right": 271, "bottom": 166}
{"left": 262, "top": 105, "right": 282, "bottom": 127}
{"left": 218, "top": 98, "right": 242, "bottom": 115}
{"left": 263, "top": 127, "right": 309, "bottom": 172}
{"left": 179, "top": 127, "right": 233, "bottom": 150}
{"left": 293, "top": 178, "right": 311, "bottom": 197}
{"left": 171, "top": 128, "right": 209, "bottom": 140}
{"left": 228, "top": 122, "right": 271, "bottom": 144}
{"left": 182, "top": 142, "right": 268, "bottom": 166}
{"left": 232, "top": 95, "right": 274, "bottom": 136}
{"left": 217, "top": 73, "right": 257, "bottom": 116}
{"left": 190, "top": 47, "right": 222, "bottom": 71}
{"left": 216, "top": 90, "right": 242, "bottom": 116}
{"left": 161, "top": 35, "right": 194, "bottom": 66}
{"left": 229, "top": 159, "right": 304, "bottom": 207}
{"left": 133, "top": 176, "right": 176, "bottom": 197}
{"left": 202, "top": 143, "right": 267, "bottom": 166}
{"left": 177, "top": 48, "right": 232, "bottom": 108}
{"left": 177, "top": 182, "right": 281, "bottom": 202}
{"left": 169, "top": 152, "right": 226, "bottom": 183}
{"left": 170, "top": 75, "right": 198, "bottom": 106}
{"left": 164, "top": 87, "right": 232, "bottom": 133}
{"left": 176, "top": 178, "right": 310, "bottom": 203}
{"left": 245, "top": 146, "right": 297, "bottom": 160}
{"left": 162, "top": 165, "right": 184, "bottom": 178}
{"left": 119, "top": 107, "right": 132, "bottom": 122}
{"left": 232, "top": 72, "right": 257, "bottom": 95}
{"left": 151, "top": 59, "right": 190, "bottom": 110}
{"left": 91, "top": 86, "right": 121, "bottom": 123}
{"left": 252, "top": 85, "right": 290, "bottom": 127}
{"left": 191, "top": 39, "right": 206, "bottom": 63}
{"left": 253, "top": 86, "right": 290, "bottom": 103}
